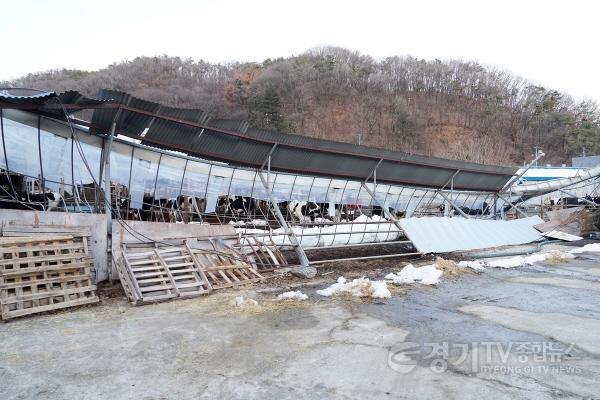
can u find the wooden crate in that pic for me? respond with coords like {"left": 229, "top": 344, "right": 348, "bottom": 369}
{"left": 0, "top": 236, "right": 98, "bottom": 320}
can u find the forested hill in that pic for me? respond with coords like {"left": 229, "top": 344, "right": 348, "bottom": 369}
{"left": 4, "top": 47, "right": 599, "bottom": 166}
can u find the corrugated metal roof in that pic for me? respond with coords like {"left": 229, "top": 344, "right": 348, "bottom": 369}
{"left": 0, "top": 91, "right": 57, "bottom": 104}
{"left": 0, "top": 90, "right": 109, "bottom": 114}
{"left": 1, "top": 88, "right": 518, "bottom": 191}
{"left": 399, "top": 216, "right": 544, "bottom": 253}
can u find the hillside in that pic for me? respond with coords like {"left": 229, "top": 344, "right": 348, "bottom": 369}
{"left": 4, "top": 47, "right": 599, "bottom": 165}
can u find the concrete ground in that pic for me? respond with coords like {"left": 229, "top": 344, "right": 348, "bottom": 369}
{"left": 1, "top": 247, "right": 600, "bottom": 399}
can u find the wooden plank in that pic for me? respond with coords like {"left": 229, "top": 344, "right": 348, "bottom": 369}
{"left": 0, "top": 236, "right": 74, "bottom": 245}
{"left": 153, "top": 249, "right": 180, "bottom": 296}
{"left": 2, "top": 286, "right": 98, "bottom": 304}
{"left": 0, "top": 274, "right": 94, "bottom": 290}
{"left": 139, "top": 284, "right": 174, "bottom": 292}
{"left": 2, "top": 296, "right": 99, "bottom": 320}
{"left": 0, "top": 243, "right": 86, "bottom": 254}
{"left": 0, "top": 252, "right": 86, "bottom": 265}
{"left": 0, "top": 261, "right": 90, "bottom": 277}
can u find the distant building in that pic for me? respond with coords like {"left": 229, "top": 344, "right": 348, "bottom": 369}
{"left": 516, "top": 166, "right": 586, "bottom": 182}
{"left": 572, "top": 155, "right": 600, "bottom": 168}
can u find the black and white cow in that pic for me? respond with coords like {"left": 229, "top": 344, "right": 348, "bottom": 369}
{"left": 554, "top": 196, "right": 600, "bottom": 208}
{"left": 217, "top": 196, "right": 256, "bottom": 217}
{"left": 371, "top": 205, "right": 406, "bottom": 219}
{"left": 439, "top": 202, "right": 491, "bottom": 216}
{"left": 286, "top": 200, "right": 323, "bottom": 222}
{"left": 0, "top": 191, "right": 64, "bottom": 211}
{"left": 175, "top": 195, "right": 206, "bottom": 223}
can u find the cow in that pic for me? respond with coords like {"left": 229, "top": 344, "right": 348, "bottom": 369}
{"left": 440, "top": 202, "right": 491, "bottom": 216}
{"left": 115, "top": 198, "right": 142, "bottom": 220}
{"left": 585, "top": 196, "right": 600, "bottom": 205}
{"left": 0, "top": 191, "right": 63, "bottom": 211}
{"left": 371, "top": 205, "right": 406, "bottom": 219}
{"left": 286, "top": 200, "right": 323, "bottom": 222}
{"left": 217, "top": 196, "right": 256, "bottom": 218}
{"left": 175, "top": 195, "right": 206, "bottom": 223}
{"left": 556, "top": 197, "right": 582, "bottom": 207}
{"left": 555, "top": 196, "right": 600, "bottom": 208}
{"left": 141, "top": 197, "right": 177, "bottom": 222}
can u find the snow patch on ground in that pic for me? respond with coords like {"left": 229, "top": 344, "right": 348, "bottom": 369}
{"left": 277, "top": 290, "right": 308, "bottom": 300}
{"left": 385, "top": 264, "right": 443, "bottom": 285}
{"left": 485, "top": 253, "right": 549, "bottom": 268}
{"left": 457, "top": 260, "right": 486, "bottom": 271}
{"left": 316, "top": 277, "right": 391, "bottom": 298}
{"left": 569, "top": 243, "right": 600, "bottom": 254}
{"left": 232, "top": 296, "right": 258, "bottom": 308}
{"left": 484, "top": 251, "right": 575, "bottom": 268}
{"left": 459, "top": 250, "right": 576, "bottom": 269}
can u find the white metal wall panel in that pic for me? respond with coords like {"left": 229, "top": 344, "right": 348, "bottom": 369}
{"left": 399, "top": 216, "right": 544, "bottom": 253}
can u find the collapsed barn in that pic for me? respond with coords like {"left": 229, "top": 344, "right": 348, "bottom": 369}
{"left": 1, "top": 88, "right": 599, "bottom": 319}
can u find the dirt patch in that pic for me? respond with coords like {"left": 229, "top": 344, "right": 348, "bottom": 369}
{"left": 544, "top": 252, "right": 573, "bottom": 265}
{"left": 434, "top": 257, "right": 475, "bottom": 277}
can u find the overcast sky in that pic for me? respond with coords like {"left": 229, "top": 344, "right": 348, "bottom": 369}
{"left": 1, "top": 0, "right": 598, "bottom": 102}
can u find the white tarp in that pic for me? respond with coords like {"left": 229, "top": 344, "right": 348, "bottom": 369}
{"left": 399, "top": 216, "right": 544, "bottom": 253}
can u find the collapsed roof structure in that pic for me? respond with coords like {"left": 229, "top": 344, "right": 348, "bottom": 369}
{"left": 0, "top": 89, "right": 517, "bottom": 192}
{"left": 1, "top": 88, "right": 599, "bottom": 281}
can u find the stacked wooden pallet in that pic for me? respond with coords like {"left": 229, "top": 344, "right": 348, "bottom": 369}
{"left": 0, "top": 236, "right": 99, "bottom": 320}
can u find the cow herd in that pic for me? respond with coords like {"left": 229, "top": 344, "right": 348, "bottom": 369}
{"left": 2, "top": 189, "right": 599, "bottom": 224}
{"left": 118, "top": 195, "right": 407, "bottom": 224}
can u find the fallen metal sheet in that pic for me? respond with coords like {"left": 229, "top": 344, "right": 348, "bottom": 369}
{"left": 399, "top": 216, "right": 544, "bottom": 253}
{"left": 541, "top": 231, "right": 583, "bottom": 242}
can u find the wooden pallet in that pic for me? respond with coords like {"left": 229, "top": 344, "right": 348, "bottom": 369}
{"left": 0, "top": 236, "right": 98, "bottom": 320}
{"left": 119, "top": 243, "right": 212, "bottom": 305}
{"left": 238, "top": 236, "right": 287, "bottom": 272}
{"left": 1, "top": 225, "right": 96, "bottom": 280}
{"left": 190, "top": 239, "right": 265, "bottom": 289}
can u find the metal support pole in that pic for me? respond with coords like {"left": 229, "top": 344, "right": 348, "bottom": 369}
{"left": 496, "top": 193, "right": 529, "bottom": 218}
{"left": 438, "top": 191, "right": 470, "bottom": 219}
{"left": 364, "top": 158, "right": 384, "bottom": 182}
{"left": 493, "top": 194, "right": 498, "bottom": 220}
{"left": 360, "top": 182, "right": 404, "bottom": 232}
{"left": 104, "top": 122, "right": 116, "bottom": 279}
{"left": 502, "top": 151, "right": 545, "bottom": 192}
{"left": 257, "top": 170, "right": 310, "bottom": 267}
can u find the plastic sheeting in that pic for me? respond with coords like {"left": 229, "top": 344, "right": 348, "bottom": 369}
{"left": 399, "top": 216, "right": 544, "bottom": 253}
